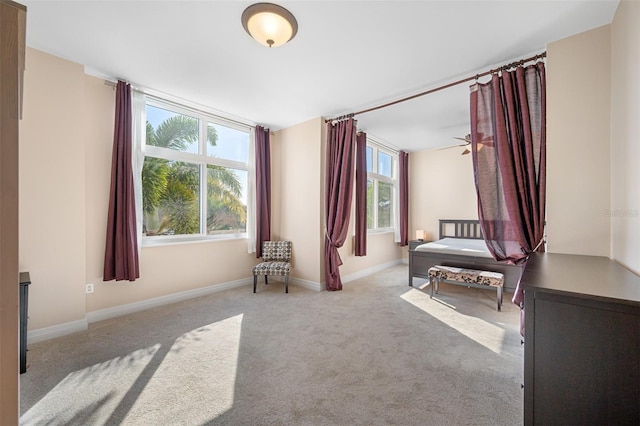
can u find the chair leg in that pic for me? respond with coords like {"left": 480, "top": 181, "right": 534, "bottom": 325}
{"left": 285, "top": 275, "right": 289, "bottom": 293}
{"left": 265, "top": 275, "right": 268, "bottom": 285}
{"left": 253, "top": 275, "right": 257, "bottom": 293}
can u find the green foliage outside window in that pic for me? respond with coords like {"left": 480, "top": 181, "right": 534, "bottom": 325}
{"left": 142, "top": 114, "right": 246, "bottom": 236}
{"left": 378, "top": 181, "right": 392, "bottom": 228}
{"left": 366, "top": 143, "right": 396, "bottom": 231}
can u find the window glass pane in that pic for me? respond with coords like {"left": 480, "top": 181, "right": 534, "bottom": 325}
{"left": 207, "top": 166, "right": 247, "bottom": 235}
{"left": 377, "top": 181, "right": 392, "bottom": 228}
{"left": 366, "top": 179, "right": 374, "bottom": 229}
{"left": 142, "top": 158, "right": 200, "bottom": 235}
{"left": 366, "top": 146, "right": 373, "bottom": 173}
{"left": 142, "top": 99, "right": 252, "bottom": 242}
{"left": 378, "top": 151, "right": 392, "bottom": 177}
{"left": 207, "top": 123, "right": 249, "bottom": 162}
{"left": 146, "top": 105, "right": 199, "bottom": 154}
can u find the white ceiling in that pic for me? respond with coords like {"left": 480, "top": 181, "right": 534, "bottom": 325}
{"left": 21, "top": 0, "right": 619, "bottom": 152}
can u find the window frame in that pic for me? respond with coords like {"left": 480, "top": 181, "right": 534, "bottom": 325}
{"left": 366, "top": 140, "right": 398, "bottom": 234}
{"left": 141, "top": 96, "right": 253, "bottom": 245}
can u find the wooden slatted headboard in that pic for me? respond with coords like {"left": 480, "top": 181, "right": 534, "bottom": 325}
{"left": 439, "top": 219, "right": 483, "bottom": 240}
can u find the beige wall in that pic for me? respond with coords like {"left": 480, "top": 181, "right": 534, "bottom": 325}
{"left": 271, "top": 118, "right": 324, "bottom": 284}
{"left": 339, "top": 231, "right": 403, "bottom": 278}
{"left": 610, "top": 0, "right": 640, "bottom": 274}
{"left": 83, "top": 73, "right": 115, "bottom": 311}
{"left": 546, "top": 25, "right": 612, "bottom": 256}
{"left": 83, "top": 79, "right": 259, "bottom": 312}
{"left": 20, "top": 48, "right": 260, "bottom": 334}
{"left": 19, "top": 48, "right": 87, "bottom": 330}
{"left": 272, "top": 118, "right": 404, "bottom": 286}
{"left": 408, "top": 147, "right": 478, "bottom": 244}
{"left": 20, "top": 50, "right": 404, "bottom": 336}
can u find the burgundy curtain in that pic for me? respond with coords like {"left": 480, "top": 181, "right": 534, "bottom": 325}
{"left": 398, "top": 151, "right": 409, "bottom": 246}
{"left": 104, "top": 81, "right": 139, "bottom": 281}
{"left": 325, "top": 118, "right": 357, "bottom": 291}
{"left": 354, "top": 132, "right": 367, "bottom": 256}
{"left": 255, "top": 125, "right": 271, "bottom": 258}
{"left": 470, "top": 62, "right": 546, "bottom": 308}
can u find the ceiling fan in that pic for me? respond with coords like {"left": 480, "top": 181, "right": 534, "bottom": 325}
{"left": 440, "top": 133, "right": 495, "bottom": 155}
{"left": 440, "top": 134, "right": 472, "bottom": 155}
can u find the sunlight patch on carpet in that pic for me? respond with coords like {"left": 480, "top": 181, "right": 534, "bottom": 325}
{"left": 20, "top": 344, "right": 161, "bottom": 425}
{"left": 401, "top": 288, "right": 506, "bottom": 354}
{"left": 123, "top": 314, "right": 243, "bottom": 424}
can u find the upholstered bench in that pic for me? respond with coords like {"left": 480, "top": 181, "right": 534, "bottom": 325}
{"left": 428, "top": 265, "right": 504, "bottom": 311}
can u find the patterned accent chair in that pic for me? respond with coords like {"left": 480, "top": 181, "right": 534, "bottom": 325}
{"left": 253, "top": 241, "right": 292, "bottom": 293}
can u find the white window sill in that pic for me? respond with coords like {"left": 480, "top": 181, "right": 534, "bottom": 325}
{"left": 142, "top": 233, "right": 246, "bottom": 248}
{"left": 367, "top": 229, "right": 395, "bottom": 236}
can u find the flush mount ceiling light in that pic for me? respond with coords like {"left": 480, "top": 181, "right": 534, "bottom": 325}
{"left": 241, "top": 3, "right": 298, "bottom": 48}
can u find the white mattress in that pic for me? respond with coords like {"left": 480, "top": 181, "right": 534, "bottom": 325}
{"left": 414, "top": 237, "right": 493, "bottom": 258}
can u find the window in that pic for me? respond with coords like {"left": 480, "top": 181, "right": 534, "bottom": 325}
{"left": 366, "top": 142, "right": 397, "bottom": 231}
{"left": 142, "top": 99, "right": 250, "bottom": 241}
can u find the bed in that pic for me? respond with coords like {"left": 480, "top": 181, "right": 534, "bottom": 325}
{"left": 409, "top": 219, "right": 523, "bottom": 292}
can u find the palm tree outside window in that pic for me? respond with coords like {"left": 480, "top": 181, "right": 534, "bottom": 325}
{"left": 142, "top": 100, "right": 250, "bottom": 240}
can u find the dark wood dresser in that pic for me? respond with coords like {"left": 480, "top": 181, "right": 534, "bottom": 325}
{"left": 521, "top": 253, "right": 640, "bottom": 425}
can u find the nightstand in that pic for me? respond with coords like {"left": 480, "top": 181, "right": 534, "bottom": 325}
{"left": 408, "top": 240, "right": 429, "bottom": 251}
{"left": 408, "top": 240, "right": 430, "bottom": 287}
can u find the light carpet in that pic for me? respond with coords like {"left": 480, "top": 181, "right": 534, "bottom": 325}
{"left": 20, "top": 264, "right": 523, "bottom": 425}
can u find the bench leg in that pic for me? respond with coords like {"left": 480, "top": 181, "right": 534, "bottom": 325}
{"left": 497, "top": 286, "right": 503, "bottom": 311}
{"left": 430, "top": 277, "right": 440, "bottom": 297}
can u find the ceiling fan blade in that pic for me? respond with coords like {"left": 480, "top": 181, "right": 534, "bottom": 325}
{"left": 438, "top": 143, "right": 467, "bottom": 151}
{"left": 461, "top": 148, "right": 471, "bottom": 155}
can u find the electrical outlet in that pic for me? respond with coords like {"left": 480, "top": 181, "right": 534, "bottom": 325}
{"left": 86, "top": 283, "right": 94, "bottom": 294}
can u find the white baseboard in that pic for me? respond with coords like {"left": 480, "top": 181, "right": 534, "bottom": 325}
{"left": 276, "top": 260, "right": 404, "bottom": 291}
{"left": 27, "top": 262, "right": 403, "bottom": 343}
{"left": 27, "top": 277, "right": 252, "bottom": 344}
{"left": 27, "top": 319, "right": 88, "bottom": 345}
{"left": 342, "top": 259, "right": 403, "bottom": 283}
{"left": 291, "top": 277, "right": 323, "bottom": 291}
{"left": 296, "top": 260, "right": 404, "bottom": 290}
{"left": 254, "top": 276, "right": 323, "bottom": 291}
{"left": 86, "top": 277, "right": 253, "bottom": 324}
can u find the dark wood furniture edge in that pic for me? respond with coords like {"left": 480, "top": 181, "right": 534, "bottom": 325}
{"left": 522, "top": 253, "right": 640, "bottom": 425}
{"left": 438, "top": 219, "right": 483, "bottom": 240}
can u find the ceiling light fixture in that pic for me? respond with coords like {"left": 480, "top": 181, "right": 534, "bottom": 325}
{"left": 241, "top": 3, "right": 298, "bottom": 48}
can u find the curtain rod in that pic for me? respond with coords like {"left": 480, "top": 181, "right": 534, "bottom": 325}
{"left": 325, "top": 51, "right": 546, "bottom": 123}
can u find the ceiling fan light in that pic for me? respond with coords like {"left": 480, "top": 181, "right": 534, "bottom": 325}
{"left": 242, "top": 3, "right": 298, "bottom": 48}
